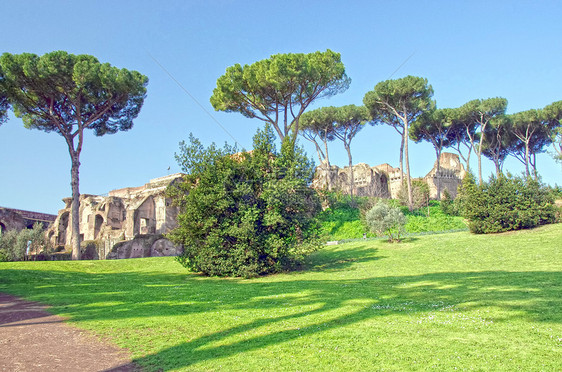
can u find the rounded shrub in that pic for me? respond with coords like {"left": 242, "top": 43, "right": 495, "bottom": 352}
{"left": 365, "top": 201, "right": 406, "bottom": 242}
{"left": 168, "top": 125, "right": 322, "bottom": 278}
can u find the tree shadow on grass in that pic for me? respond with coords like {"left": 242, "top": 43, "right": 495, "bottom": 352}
{"left": 301, "top": 245, "right": 383, "bottom": 272}
{"left": 0, "top": 260, "right": 560, "bottom": 370}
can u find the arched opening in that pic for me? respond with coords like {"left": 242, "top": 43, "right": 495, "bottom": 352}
{"left": 0, "top": 222, "right": 5, "bottom": 235}
{"left": 58, "top": 212, "right": 70, "bottom": 246}
{"left": 94, "top": 214, "right": 104, "bottom": 240}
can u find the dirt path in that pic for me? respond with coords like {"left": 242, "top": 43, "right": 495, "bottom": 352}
{"left": 0, "top": 293, "right": 138, "bottom": 371}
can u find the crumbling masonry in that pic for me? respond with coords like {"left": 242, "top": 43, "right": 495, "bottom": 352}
{"left": 46, "top": 174, "right": 184, "bottom": 259}
{"left": 312, "top": 152, "right": 466, "bottom": 199}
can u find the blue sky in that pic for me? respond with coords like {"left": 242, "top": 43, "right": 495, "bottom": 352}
{"left": 1, "top": 0, "right": 561, "bottom": 215}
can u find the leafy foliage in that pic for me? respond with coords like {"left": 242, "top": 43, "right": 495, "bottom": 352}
{"left": 168, "top": 125, "right": 322, "bottom": 277}
{"left": 210, "top": 49, "right": 350, "bottom": 142}
{"left": 0, "top": 223, "right": 50, "bottom": 262}
{"left": 440, "top": 189, "right": 460, "bottom": 216}
{"left": 0, "top": 51, "right": 148, "bottom": 136}
{"left": 0, "top": 67, "right": 8, "bottom": 126}
{"left": 458, "top": 172, "right": 556, "bottom": 233}
{"left": 365, "top": 201, "right": 406, "bottom": 242}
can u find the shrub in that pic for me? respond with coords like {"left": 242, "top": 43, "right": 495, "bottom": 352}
{"left": 365, "top": 201, "right": 406, "bottom": 242}
{"left": 168, "top": 125, "right": 322, "bottom": 278}
{"left": 0, "top": 223, "right": 50, "bottom": 261}
{"left": 459, "top": 172, "right": 556, "bottom": 234}
{"left": 440, "top": 189, "right": 460, "bottom": 216}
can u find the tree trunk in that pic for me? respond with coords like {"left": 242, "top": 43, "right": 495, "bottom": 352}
{"left": 346, "top": 144, "right": 354, "bottom": 197}
{"left": 435, "top": 147, "right": 442, "bottom": 200}
{"left": 465, "top": 145, "right": 472, "bottom": 172}
{"left": 404, "top": 123, "right": 413, "bottom": 211}
{"left": 324, "top": 137, "right": 332, "bottom": 191}
{"left": 398, "top": 131, "right": 405, "bottom": 187}
{"left": 70, "top": 154, "right": 81, "bottom": 260}
{"left": 494, "top": 157, "right": 501, "bottom": 177}
{"left": 524, "top": 141, "right": 530, "bottom": 178}
{"left": 477, "top": 124, "right": 486, "bottom": 185}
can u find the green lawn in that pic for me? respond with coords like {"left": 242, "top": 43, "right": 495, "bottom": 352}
{"left": 320, "top": 201, "right": 468, "bottom": 240}
{"left": 1, "top": 224, "right": 561, "bottom": 371}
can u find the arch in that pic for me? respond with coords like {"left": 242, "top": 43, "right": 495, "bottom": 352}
{"left": 0, "top": 222, "right": 5, "bottom": 235}
{"left": 94, "top": 214, "right": 104, "bottom": 240}
{"left": 57, "top": 212, "right": 70, "bottom": 246}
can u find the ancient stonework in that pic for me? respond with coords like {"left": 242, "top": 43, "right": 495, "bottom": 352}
{"left": 0, "top": 207, "right": 56, "bottom": 233}
{"left": 423, "top": 152, "right": 466, "bottom": 199}
{"left": 46, "top": 174, "right": 184, "bottom": 259}
{"left": 311, "top": 163, "right": 391, "bottom": 198}
{"left": 312, "top": 152, "right": 465, "bottom": 200}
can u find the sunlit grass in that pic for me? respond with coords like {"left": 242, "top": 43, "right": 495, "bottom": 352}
{"left": 0, "top": 224, "right": 560, "bottom": 371}
{"left": 320, "top": 201, "right": 467, "bottom": 240}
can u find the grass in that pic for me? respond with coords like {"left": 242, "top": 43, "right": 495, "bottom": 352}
{"left": 1, "top": 223, "right": 561, "bottom": 371}
{"left": 320, "top": 201, "right": 467, "bottom": 240}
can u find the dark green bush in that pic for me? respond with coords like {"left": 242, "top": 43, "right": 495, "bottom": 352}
{"left": 168, "top": 125, "right": 322, "bottom": 278}
{"left": 440, "top": 189, "right": 460, "bottom": 216}
{"left": 459, "top": 173, "right": 556, "bottom": 234}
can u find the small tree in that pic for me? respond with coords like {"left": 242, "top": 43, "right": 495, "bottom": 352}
{"left": 168, "top": 125, "right": 322, "bottom": 278}
{"left": 365, "top": 201, "right": 406, "bottom": 242}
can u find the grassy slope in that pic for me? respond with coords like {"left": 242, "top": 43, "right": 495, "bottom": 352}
{"left": 0, "top": 224, "right": 561, "bottom": 371}
{"left": 320, "top": 202, "right": 467, "bottom": 240}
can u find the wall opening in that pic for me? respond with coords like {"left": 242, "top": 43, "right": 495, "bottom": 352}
{"left": 94, "top": 214, "right": 104, "bottom": 240}
{"left": 58, "top": 212, "right": 70, "bottom": 246}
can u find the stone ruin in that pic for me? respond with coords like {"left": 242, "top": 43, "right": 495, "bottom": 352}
{"left": 46, "top": 174, "right": 184, "bottom": 259}
{"left": 0, "top": 207, "right": 56, "bottom": 234}
{"left": 312, "top": 152, "right": 466, "bottom": 200}
{"left": 423, "top": 152, "right": 467, "bottom": 199}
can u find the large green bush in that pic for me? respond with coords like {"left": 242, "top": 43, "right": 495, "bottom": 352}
{"left": 459, "top": 173, "right": 557, "bottom": 234}
{"left": 168, "top": 125, "right": 322, "bottom": 278}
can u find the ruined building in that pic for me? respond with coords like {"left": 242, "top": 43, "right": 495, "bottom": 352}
{"left": 46, "top": 174, "right": 184, "bottom": 259}
{"left": 0, "top": 207, "right": 56, "bottom": 233}
{"left": 312, "top": 152, "right": 465, "bottom": 199}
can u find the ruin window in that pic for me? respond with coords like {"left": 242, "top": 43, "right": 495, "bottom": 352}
{"left": 140, "top": 218, "right": 150, "bottom": 234}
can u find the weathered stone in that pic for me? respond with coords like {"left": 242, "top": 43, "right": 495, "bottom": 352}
{"left": 312, "top": 163, "right": 391, "bottom": 198}
{"left": 312, "top": 152, "right": 464, "bottom": 200}
{"left": 0, "top": 207, "right": 56, "bottom": 234}
{"left": 423, "top": 152, "right": 466, "bottom": 199}
{"left": 107, "top": 234, "right": 182, "bottom": 259}
{"left": 46, "top": 174, "right": 184, "bottom": 259}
